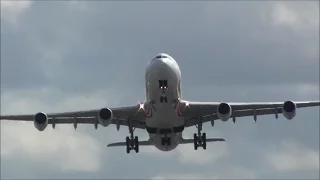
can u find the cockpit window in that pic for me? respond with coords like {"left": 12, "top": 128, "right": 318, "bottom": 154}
{"left": 156, "top": 55, "right": 168, "bottom": 59}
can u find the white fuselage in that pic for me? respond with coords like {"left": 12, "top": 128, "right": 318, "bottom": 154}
{"left": 144, "top": 53, "right": 184, "bottom": 151}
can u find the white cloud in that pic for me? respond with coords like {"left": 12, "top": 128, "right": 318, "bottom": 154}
{"left": 0, "top": 89, "right": 117, "bottom": 173}
{"left": 152, "top": 166, "right": 255, "bottom": 179}
{"left": 177, "top": 143, "right": 228, "bottom": 165}
{"left": 271, "top": 2, "right": 319, "bottom": 30}
{"left": 1, "top": 121, "right": 102, "bottom": 172}
{"left": 152, "top": 173, "right": 216, "bottom": 180}
{"left": 271, "top": 3, "right": 299, "bottom": 27}
{"left": 68, "top": 0, "right": 89, "bottom": 11}
{"left": 221, "top": 166, "right": 256, "bottom": 179}
{"left": 0, "top": 0, "right": 33, "bottom": 26}
{"left": 261, "top": 2, "right": 319, "bottom": 59}
{"left": 266, "top": 139, "right": 319, "bottom": 172}
{"left": 177, "top": 128, "right": 228, "bottom": 164}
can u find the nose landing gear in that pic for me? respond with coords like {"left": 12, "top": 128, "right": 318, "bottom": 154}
{"left": 159, "top": 80, "right": 168, "bottom": 103}
{"left": 161, "top": 136, "right": 171, "bottom": 146}
{"left": 160, "top": 96, "right": 168, "bottom": 103}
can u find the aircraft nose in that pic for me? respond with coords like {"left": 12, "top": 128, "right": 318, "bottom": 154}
{"left": 150, "top": 57, "right": 169, "bottom": 68}
{"left": 147, "top": 58, "right": 172, "bottom": 77}
{"left": 156, "top": 58, "right": 172, "bottom": 70}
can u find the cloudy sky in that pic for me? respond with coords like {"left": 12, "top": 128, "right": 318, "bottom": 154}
{"left": 0, "top": 1, "right": 319, "bottom": 179}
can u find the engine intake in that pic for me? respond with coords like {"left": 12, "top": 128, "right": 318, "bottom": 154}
{"left": 217, "top": 102, "right": 232, "bottom": 121}
{"left": 282, "top": 101, "right": 296, "bottom": 120}
{"left": 98, "top": 108, "right": 113, "bottom": 127}
{"left": 34, "top": 112, "right": 48, "bottom": 131}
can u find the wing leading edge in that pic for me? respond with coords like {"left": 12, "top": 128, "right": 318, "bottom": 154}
{"left": 0, "top": 105, "right": 147, "bottom": 130}
{"left": 1, "top": 100, "right": 319, "bottom": 130}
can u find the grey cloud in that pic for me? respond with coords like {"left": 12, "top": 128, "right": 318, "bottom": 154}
{"left": 0, "top": 30, "right": 48, "bottom": 89}
{"left": 1, "top": 1, "right": 318, "bottom": 93}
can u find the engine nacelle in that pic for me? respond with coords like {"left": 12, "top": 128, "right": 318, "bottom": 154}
{"left": 98, "top": 108, "right": 113, "bottom": 127}
{"left": 217, "top": 102, "right": 232, "bottom": 122}
{"left": 34, "top": 112, "right": 48, "bottom": 131}
{"left": 282, "top": 101, "right": 296, "bottom": 120}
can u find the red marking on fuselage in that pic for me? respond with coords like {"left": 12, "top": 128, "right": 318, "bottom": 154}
{"left": 145, "top": 104, "right": 152, "bottom": 118}
{"left": 177, "top": 101, "right": 184, "bottom": 116}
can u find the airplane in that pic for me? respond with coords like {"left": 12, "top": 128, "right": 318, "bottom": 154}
{"left": 1, "top": 53, "right": 319, "bottom": 154}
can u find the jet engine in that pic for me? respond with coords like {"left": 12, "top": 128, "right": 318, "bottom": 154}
{"left": 217, "top": 102, "right": 232, "bottom": 122}
{"left": 34, "top": 112, "right": 48, "bottom": 131}
{"left": 98, "top": 108, "right": 113, "bottom": 127}
{"left": 282, "top": 101, "right": 296, "bottom": 120}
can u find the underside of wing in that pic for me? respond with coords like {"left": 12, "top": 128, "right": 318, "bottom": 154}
{"left": 0, "top": 105, "right": 147, "bottom": 131}
{"left": 182, "top": 100, "right": 320, "bottom": 127}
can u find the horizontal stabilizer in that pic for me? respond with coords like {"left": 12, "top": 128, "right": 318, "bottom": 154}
{"left": 180, "top": 137, "right": 226, "bottom": 144}
{"left": 107, "top": 140, "right": 152, "bottom": 147}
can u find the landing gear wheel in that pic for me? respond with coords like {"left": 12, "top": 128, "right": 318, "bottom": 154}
{"left": 202, "top": 133, "right": 207, "bottom": 149}
{"left": 202, "top": 142, "right": 207, "bottom": 150}
{"left": 126, "top": 136, "right": 130, "bottom": 146}
{"left": 126, "top": 121, "right": 139, "bottom": 154}
{"left": 193, "top": 116, "right": 208, "bottom": 150}
{"left": 126, "top": 136, "right": 130, "bottom": 154}
{"left": 202, "top": 133, "right": 206, "bottom": 144}
{"left": 134, "top": 136, "right": 139, "bottom": 153}
{"left": 193, "top": 133, "right": 198, "bottom": 150}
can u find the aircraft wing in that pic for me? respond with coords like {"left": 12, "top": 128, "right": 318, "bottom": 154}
{"left": 183, "top": 100, "right": 320, "bottom": 127}
{"left": 0, "top": 105, "right": 146, "bottom": 129}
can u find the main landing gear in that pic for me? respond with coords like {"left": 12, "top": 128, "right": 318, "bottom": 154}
{"left": 126, "top": 121, "right": 139, "bottom": 154}
{"left": 194, "top": 117, "right": 207, "bottom": 150}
